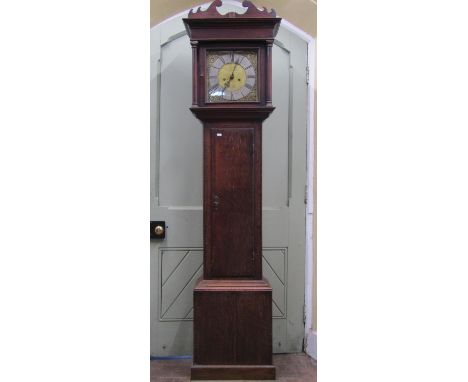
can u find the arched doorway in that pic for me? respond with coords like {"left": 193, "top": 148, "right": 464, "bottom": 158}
{"left": 150, "top": 0, "right": 315, "bottom": 357}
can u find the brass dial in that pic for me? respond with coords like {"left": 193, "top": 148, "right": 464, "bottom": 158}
{"left": 206, "top": 50, "right": 258, "bottom": 103}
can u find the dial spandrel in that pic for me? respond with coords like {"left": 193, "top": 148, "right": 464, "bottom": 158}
{"left": 206, "top": 50, "right": 258, "bottom": 103}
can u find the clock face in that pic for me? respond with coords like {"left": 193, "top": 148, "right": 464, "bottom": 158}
{"left": 206, "top": 50, "right": 258, "bottom": 103}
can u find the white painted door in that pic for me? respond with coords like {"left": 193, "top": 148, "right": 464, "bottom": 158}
{"left": 150, "top": 2, "right": 308, "bottom": 357}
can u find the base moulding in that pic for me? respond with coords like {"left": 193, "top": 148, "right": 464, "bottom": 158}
{"left": 191, "top": 364, "right": 276, "bottom": 380}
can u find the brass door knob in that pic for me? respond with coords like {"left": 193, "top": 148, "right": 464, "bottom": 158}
{"left": 151, "top": 221, "right": 166, "bottom": 239}
{"left": 154, "top": 225, "right": 164, "bottom": 235}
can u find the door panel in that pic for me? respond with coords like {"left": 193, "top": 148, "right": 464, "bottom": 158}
{"left": 211, "top": 127, "right": 255, "bottom": 278}
{"left": 159, "top": 34, "right": 203, "bottom": 208}
{"left": 263, "top": 43, "right": 290, "bottom": 209}
{"left": 151, "top": 3, "right": 307, "bottom": 356}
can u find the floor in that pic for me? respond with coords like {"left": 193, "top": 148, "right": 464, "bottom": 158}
{"left": 150, "top": 353, "right": 317, "bottom": 382}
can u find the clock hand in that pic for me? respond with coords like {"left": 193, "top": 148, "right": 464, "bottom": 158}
{"left": 225, "top": 61, "right": 238, "bottom": 88}
{"left": 230, "top": 63, "right": 237, "bottom": 79}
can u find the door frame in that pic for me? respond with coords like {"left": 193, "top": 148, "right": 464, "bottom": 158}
{"left": 151, "top": 0, "right": 316, "bottom": 359}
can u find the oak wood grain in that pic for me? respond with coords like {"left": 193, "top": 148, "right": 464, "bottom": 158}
{"left": 191, "top": 364, "right": 276, "bottom": 380}
{"left": 193, "top": 282, "right": 273, "bottom": 367}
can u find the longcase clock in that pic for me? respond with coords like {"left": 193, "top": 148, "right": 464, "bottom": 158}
{"left": 183, "top": 1, "right": 281, "bottom": 380}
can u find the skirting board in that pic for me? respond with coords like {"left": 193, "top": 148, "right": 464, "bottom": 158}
{"left": 191, "top": 365, "right": 276, "bottom": 380}
{"left": 305, "top": 330, "right": 317, "bottom": 360}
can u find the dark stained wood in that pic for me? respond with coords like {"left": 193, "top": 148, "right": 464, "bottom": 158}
{"left": 183, "top": 19, "right": 281, "bottom": 42}
{"left": 190, "top": 106, "right": 274, "bottom": 121}
{"left": 191, "top": 364, "right": 276, "bottom": 380}
{"left": 266, "top": 41, "right": 273, "bottom": 106}
{"left": 191, "top": 41, "right": 198, "bottom": 106}
{"left": 184, "top": 1, "right": 280, "bottom": 42}
{"left": 236, "top": 292, "right": 272, "bottom": 365}
{"left": 185, "top": 2, "right": 281, "bottom": 379}
{"left": 210, "top": 127, "right": 255, "bottom": 278}
{"left": 195, "top": 278, "right": 273, "bottom": 291}
{"left": 187, "top": 0, "right": 277, "bottom": 19}
{"left": 193, "top": 291, "right": 237, "bottom": 364}
{"left": 193, "top": 280, "right": 273, "bottom": 367}
{"left": 202, "top": 121, "right": 264, "bottom": 280}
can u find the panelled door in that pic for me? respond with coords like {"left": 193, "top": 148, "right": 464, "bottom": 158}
{"left": 209, "top": 125, "right": 257, "bottom": 279}
{"left": 151, "top": 2, "right": 308, "bottom": 357}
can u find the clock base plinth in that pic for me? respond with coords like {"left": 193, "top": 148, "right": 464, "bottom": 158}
{"left": 192, "top": 279, "right": 275, "bottom": 380}
{"left": 191, "top": 364, "right": 276, "bottom": 380}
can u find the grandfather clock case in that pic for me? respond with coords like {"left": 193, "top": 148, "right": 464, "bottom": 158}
{"left": 184, "top": 1, "right": 281, "bottom": 380}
